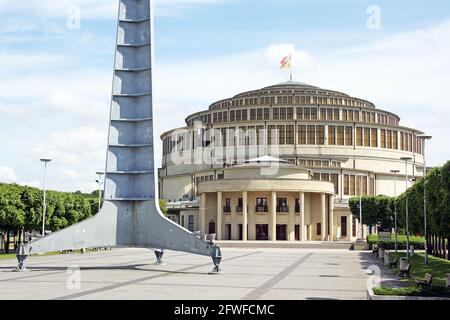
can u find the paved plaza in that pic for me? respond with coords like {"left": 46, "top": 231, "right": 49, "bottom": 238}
{"left": 0, "top": 248, "right": 377, "bottom": 300}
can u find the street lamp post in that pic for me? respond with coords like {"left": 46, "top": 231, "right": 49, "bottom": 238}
{"left": 96, "top": 172, "right": 105, "bottom": 210}
{"left": 40, "top": 159, "right": 52, "bottom": 237}
{"left": 358, "top": 175, "right": 363, "bottom": 240}
{"left": 400, "top": 157, "right": 413, "bottom": 261}
{"left": 390, "top": 169, "right": 400, "bottom": 254}
{"left": 417, "top": 134, "right": 432, "bottom": 265}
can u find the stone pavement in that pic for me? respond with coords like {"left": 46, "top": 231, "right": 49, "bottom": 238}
{"left": 0, "top": 248, "right": 377, "bottom": 300}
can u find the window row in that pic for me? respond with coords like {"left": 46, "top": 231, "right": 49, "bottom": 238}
{"left": 163, "top": 127, "right": 422, "bottom": 155}
{"left": 188, "top": 107, "right": 399, "bottom": 126}
{"left": 343, "top": 175, "right": 376, "bottom": 196}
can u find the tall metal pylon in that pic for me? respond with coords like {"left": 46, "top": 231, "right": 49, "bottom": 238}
{"left": 16, "top": 0, "right": 222, "bottom": 273}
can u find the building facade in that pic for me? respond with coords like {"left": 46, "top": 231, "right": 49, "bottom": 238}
{"left": 159, "top": 81, "right": 425, "bottom": 241}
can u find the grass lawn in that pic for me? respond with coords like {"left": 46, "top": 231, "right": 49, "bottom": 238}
{"left": 0, "top": 253, "right": 16, "bottom": 260}
{"left": 374, "top": 251, "right": 450, "bottom": 297}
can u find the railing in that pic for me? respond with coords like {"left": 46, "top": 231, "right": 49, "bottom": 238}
{"left": 236, "top": 206, "right": 243, "bottom": 213}
{"left": 277, "top": 206, "right": 289, "bottom": 213}
{"left": 295, "top": 206, "right": 300, "bottom": 213}
{"left": 255, "top": 206, "right": 268, "bottom": 213}
{"left": 223, "top": 206, "right": 231, "bottom": 213}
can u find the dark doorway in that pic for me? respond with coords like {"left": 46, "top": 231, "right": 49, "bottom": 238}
{"left": 295, "top": 225, "right": 300, "bottom": 241}
{"left": 341, "top": 216, "right": 347, "bottom": 237}
{"left": 276, "top": 224, "right": 287, "bottom": 241}
{"left": 208, "top": 220, "right": 216, "bottom": 234}
{"left": 225, "top": 224, "right": 231, "bottom": 240}
{"left": 255, "top": 224, "right": 268, "bottom": 240}
{"left": 238, "top": 224, "right": 243, "bottom": 240}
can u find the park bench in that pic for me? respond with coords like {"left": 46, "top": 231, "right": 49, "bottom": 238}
{"left": 416, "top": 273, "right": 433, "bottom": 287}
{"left": 399, "top": 263, "right": 411, "bottom": 277}
{"left": 389, "top": 257, "right": 398, "bottom": 268}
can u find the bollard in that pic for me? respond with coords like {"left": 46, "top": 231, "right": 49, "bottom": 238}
{"left": 379, "top": 248, "right": 385, "bottom": 261}
{"left": 384, "top": 251, "right": 391, "bottom": 266}
{"left": 410, "top": 245, "right": 415, "bottom": 257}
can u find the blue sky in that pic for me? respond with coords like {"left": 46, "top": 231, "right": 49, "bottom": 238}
{"left": 0, "top": 0, "right": 449, "bottom": 192}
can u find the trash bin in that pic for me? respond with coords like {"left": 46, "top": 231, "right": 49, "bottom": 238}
{"left": 379, "top": 248, "right": 385, "bottom": 260}
{"left": 410, "top": 245, "right": 415, "bottom": 257}
{"left": 384, "top": 251, "right": 391, "bottom": 266}
{"left": 399, "top": 257, "right": 408, "bottom": 270}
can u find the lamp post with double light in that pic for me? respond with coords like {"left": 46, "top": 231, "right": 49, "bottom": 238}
{"left": 390, "top": 169, "right": 400, "bottom": 254}
{"left": 40, "top": 159, "right": 52, "bottom": 237}
{"left": 95, "top": 171, "right": 105, "bottom": 210}
{"left": 400, "top": 157, "right": 413, "bottom": 260}
{"left": 417, "top": 134, "right": 432, "bottom": 265}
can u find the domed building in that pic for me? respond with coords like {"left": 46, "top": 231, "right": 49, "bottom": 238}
{"left": 158, "top": 81, "right": 425, "bottom": 242}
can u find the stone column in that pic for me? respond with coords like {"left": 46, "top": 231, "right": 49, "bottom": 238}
{"left": 288, "top": 195, "right": 295, "bottom": 241}
{"left": 300, "top": 192, "right": 305, "bottom": 241}
{"left": 321, "top": 193, "right": 326, "bottom": 241}
{"left": 347, "top": 213, "right": 353, "bottom": 241}
{"left": 199, "top": 193, "right": 206, "bottom": 234}
{"left": 270, "top": 191, "right": 277, "bottom": 241}
{"left": 216, "top": 192, "right": 222, "bottom": 240}
{"left": 329, "top": 195, "right": 335, "bottom": 242}
{"left": 242, "top": 191, "right": 248, "bottom": 241}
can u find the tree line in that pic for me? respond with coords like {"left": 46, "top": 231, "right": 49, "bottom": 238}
{"left": 350, "top": 160, "right": 450, "bottom": 259}
{"left": 0, "top": 183, "right": 99, "bottom": 253}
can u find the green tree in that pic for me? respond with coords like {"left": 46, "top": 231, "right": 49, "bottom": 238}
{"left": 159, "top": 199, "right": 168, "bottom": 216}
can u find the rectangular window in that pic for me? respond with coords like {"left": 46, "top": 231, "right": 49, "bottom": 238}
{"left": 248, "top": 126, "right": 256, "bottom": 145}
{"left": 278, "top": 125, "right": 285, "bottom": 145}
{"left": 371, "top": 128, "right": 378, "bottom": 147}
{"left": 334, "top": 109, "right": 340, "bottom": 121}
{"left": 363, "top": 176, "right": 368, "bottom": 195}
{"left": 327, "top": 108, "right": 333, "bottom": 120}
{"left": 240, "top": 110, "right": 246, "bottom": 121}
{"left": 287, "top": 108, "right": 294, "bottom": 120}
{"left": 317, "top": 223, "right": 322, "bottom": 236}
{"left": 337, "top": 126, "right": 345, "bottom": 146}
{"left": 280, "top": 107, "right": 287, "bottom": 120}
{"left": 328, "top": 125, "right": 336, "bottom": 145}
{"left": 304, "top": 108, "right": 311, "bottom": 120}
{"left": 364, "top": 127, "right": 370, "bottom": 147}
{"left": 299, "top": 125, "right": 306, "bottom": 145}
{"left": 307, "top": 125, "right": 315, "bottom": 144}
{"left": 239, "top": 126, "right": 247, "bottom": 146}
{"left": 354, "top": 111, "right": 360, "bottom": 122}
{"left": 250, "top": 109, "right": 257, "bottom": 121}
{"left": 286, "top": 125, "right": 294, "bottom": 144}
{"left": 380, "top": 129, "right": 386, "bottom": 148}
{"left": 393, "top": 131, "right": 398, "bottom": 149}
{"left": 386, "top": 130, "right": 392, "bottom": 149}
{"left": 350, "top": 175, "right": 355, "bottom": 196}
{"left": 296, "top": 107, "right": 303, "bottom": 120}
{"left": 311, "top": 108, "right": 318, "bottom": 120}
{"left": 264, "top": 108, "right": 270, "bottom": 120}
{"left": 273, "top": 108, "right": 280, "bottom": 120}
{"left": 188, "top": 215, "right": 194, "bottom": 232}
{"left": 341, "top": 216, "right": 347, "bottom": 237}
{"left": 345, "top": 126, "right": 353, "bottom": 146}
{"left": 356, "top": 175, "right": 361, "bottom": 196}
{"left": 356, "top": 127, "right": 362, "bottom": 146}
{"left": 348, "top": 110, "right": 354, "bottom": 122}
{"left": 316, "top": 126, "right": 325, "bottom": 145}
{"left": 268, "top": 125, "right": 277, "bottom": 145}
{"left": 342, "top": 109, "right": 348, "bottom": 121}
{"left": 236, "top": 110, "right": 242, "bottom": 122}
{"left": 344, "top": 174, "right": 349, "bottom": 195}
{"left": 230, "top": 111, "right": 235, "bottom": 122}
{"left": 320, "top": 108, "right": 326, "bottom": 120}
{"left": 256, "top": 125, "right": 264, "bottom": 145}
{"left": 331, "top": 174, "right": 339, "bottom": 195}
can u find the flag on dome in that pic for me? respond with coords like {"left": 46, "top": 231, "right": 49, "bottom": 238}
{"left": 280, "top": 55, "right": 291, "bottom": 69}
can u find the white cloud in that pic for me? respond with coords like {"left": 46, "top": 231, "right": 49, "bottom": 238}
{"left": 0, "top": 166, "right": 17, "bottom": 183}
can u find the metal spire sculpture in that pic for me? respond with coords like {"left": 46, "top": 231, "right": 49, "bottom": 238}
{"left": 16, "top": 0, "right": 222, "bottom": 273}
